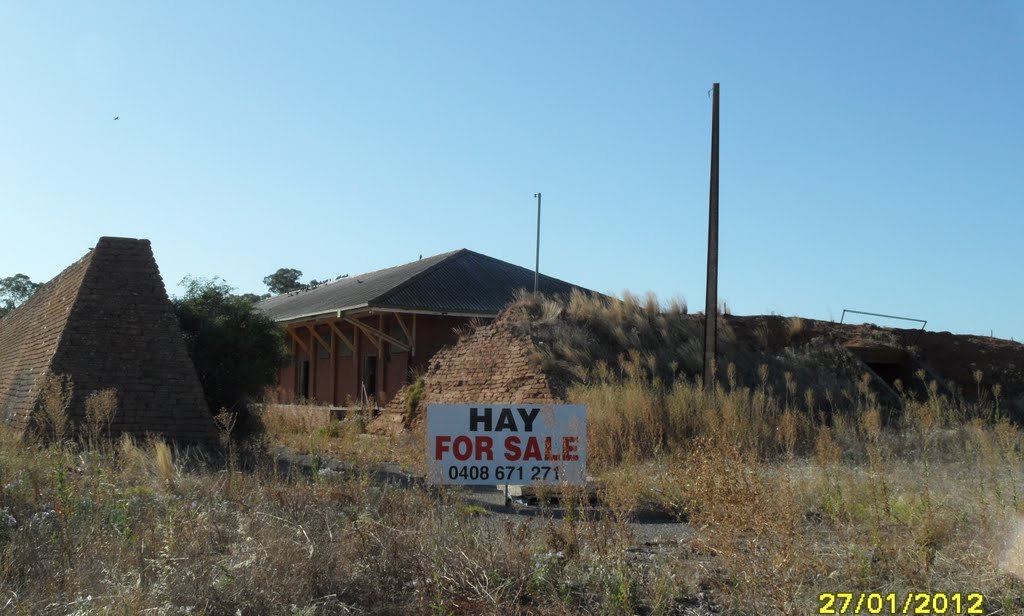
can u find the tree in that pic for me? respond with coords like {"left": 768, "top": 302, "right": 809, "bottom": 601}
{"left": 263, "top": 268, "right": 303, "bottom": 294}
{"left": 0, "top": 274, "right": 42, "bottom": 318}
{"left": 174, "top": 277, "right": 289, "bottom": 422}
{"left": 238, "top": 292, "right": 271, "bottom": 303}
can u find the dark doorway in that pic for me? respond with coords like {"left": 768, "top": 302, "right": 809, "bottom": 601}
{"left": 363, "top": 354, "right": 378, "bottom": 404}
{"left": 299, "top": 361, "right": 310, "bottom": 400}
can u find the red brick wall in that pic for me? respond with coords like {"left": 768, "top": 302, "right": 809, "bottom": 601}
{"left": 312, "top": 324, "right": 333, "bottom": 402}
{"left": 408, "top": 315, "right": 466, "bottom": 373}
{"left": 370, "top": 312, "right": 557, "bottom": 434}
{"left": 335, "top": 353, "right": 358, "bottom": 405}
{"left": 413, "top": 320, "right": 555, "bottom": 407}
{"left": 0, "top": 237, "right": 217, "bottom": 443}
{"left": 0, "top": 250, "right": 91, "bottom": 432}
{"left": 384, "top": 348, "right": 409, "bottom": 406}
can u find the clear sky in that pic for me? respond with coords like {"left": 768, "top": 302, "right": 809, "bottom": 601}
{"left": 2, "top": 2, "right": 1021, "bottom": 340}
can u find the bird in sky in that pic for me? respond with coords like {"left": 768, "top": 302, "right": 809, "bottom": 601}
{"left": 113, "top": 116, "right": 119, "bottom": 120}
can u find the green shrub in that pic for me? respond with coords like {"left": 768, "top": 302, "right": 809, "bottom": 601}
{"left": 317, "top": 420, "right": 342, "bottom": 439}
{"left": 174, "top": 277, "right": 289, "bottom": 427}
{"left": 404, "top": 375, "right": 426, "bottom": 416}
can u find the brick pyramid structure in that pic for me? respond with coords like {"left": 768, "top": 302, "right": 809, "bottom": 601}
{"left": 0, "top": 237, "right": 217, "bottom": 443}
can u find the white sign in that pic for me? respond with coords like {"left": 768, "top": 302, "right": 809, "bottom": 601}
{"left": 426, "top": 404, "right": 587, "bottom": 485}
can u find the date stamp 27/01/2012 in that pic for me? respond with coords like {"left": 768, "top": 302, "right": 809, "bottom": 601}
{"left": 818, "top": 592, "right": 984, "bottom": 615}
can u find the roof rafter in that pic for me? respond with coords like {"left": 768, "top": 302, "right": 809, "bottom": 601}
{"left": 344, "top": 317, "right": 409, "bottom": 352}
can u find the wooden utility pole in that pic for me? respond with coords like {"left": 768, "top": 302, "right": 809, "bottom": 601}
{"left": 702, "top": 83, "right": 720, "bottom": 391}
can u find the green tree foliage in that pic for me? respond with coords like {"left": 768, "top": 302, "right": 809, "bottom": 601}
{"left": 0, "top": 273, "right": 42, "bottom": 318}
{"left": 174, "top": 277, "right": 289, "bottom": 419}
{"left": 263, "top": 268, "right": 303, "bottom": 294}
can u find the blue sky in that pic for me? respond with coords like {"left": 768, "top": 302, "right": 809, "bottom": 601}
{"left": 2, "top": 2, "right": 1022, "bottom": 339}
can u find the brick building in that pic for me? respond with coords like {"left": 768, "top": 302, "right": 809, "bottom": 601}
{"left": 257, "top": 249, "right": 584, "bottom": 408}
{"left": 0, "top": 237, "right": 217, "bottom": 443}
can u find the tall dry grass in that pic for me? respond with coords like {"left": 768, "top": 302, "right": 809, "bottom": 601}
{"left": 511, "top": 290, "right": 908, "bottom": 419}
{"left": 0, "top": 420, "right": 685, "bottom": 614}
{"left": 5, "top": 323, "right": 1024, "bottom": 613}
{"left": 260, "top": 403, "right": 424, "bottom": 474}
{"left": 84, "top": 388, "right": 117, "bottom": 445}
{"left": 36, "top": 373, "right": 73, "bottom": 442}
{"left": 568, "top": 357, "right": 1024, "bottom": 613}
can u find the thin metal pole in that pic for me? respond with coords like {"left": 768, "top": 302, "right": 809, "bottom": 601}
{"left": 702, "top": 83, "right": 720, "bottom": 392}
{"left": 534, "top": 192, "right": 542, "bottom": 293}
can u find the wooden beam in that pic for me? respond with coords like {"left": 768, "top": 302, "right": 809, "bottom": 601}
{"left": 354, "top": 325, "right": 361, "bottom": 407}
{"left": 307, "top": 325, "right": 332, "bottom": 358}
{"left": 330, "top": 325, "right": 338, "bottom": 406}
{"left": 412, "top": 313, "right": 417, "bottom": 357}
{"left": 309, "top": 326, "right": 317, "bottom": 400}
{"left": 347, "top": 318, "right": 382, "bottom": 354}
{"left": 394, "top": 313, "right": 412, "bottom": 343}
{"left": 328, "top": 321, "right": 355, "bottom": 353}
{"left": 287, "top": 327, "right": 310, "bottom": 354}
{"left": 291, "top": 334, "right": 298, "bottom": 395}
{"left": 344, "top": 317, "right": 409, "bottom": 352}
{"left": 379, "top": 314, "right": 385, "bottom": 403}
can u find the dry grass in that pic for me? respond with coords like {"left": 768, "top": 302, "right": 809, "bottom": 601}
{"left": 513, "top": 288, "right": 707, "bottom": 386}
{"left": 6, "top": 315, "right": 1024, "bottom": 613}
{"left": 35, "top": 373, "right": 73, "bottom": 442}
{"left": 261, "top": 403, "right": 333, "bottom": 436}
{"left": 566, "top": 362, "right": 1024, "bottom": 613}
{"left": 509, "top": 291, "right": 900, "bottom": 414}
{"left": 248, "top": 351, "right": 1024, "bottom": 613}
{"left": 261, "top": 404, "right": 425, "bottom": 474}
{"left": 787, "top": 315, "right": 804, "bottom": 338}
{"left": 84, "top": 387, "right": 117, "bottom": 445}
{"left": 0, "top": 423, "right": 685, "bottom": 615}
{"left": 152, "top": 439, "right": 176, "bottom": 484}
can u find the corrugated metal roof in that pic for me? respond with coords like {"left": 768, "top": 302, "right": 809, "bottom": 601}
{"left": 256, "top": 249, "right": 586, "bottom": 322}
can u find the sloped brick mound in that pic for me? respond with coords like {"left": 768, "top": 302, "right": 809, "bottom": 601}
{"left": 368, "top": 295, "right": 880, "bottom": 436}
{"left": 371, "top": 293, "right": 1024, "bottom": 436}
{"left": 369, "top": 308, "right": 563, "bottom": 435}
{"left": 0, "top": 237, "right": 218, "bottom": 444}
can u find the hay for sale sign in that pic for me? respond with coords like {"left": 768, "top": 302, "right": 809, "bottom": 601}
{"left": 426, "top": 404, "right": 587, "bottom": 485}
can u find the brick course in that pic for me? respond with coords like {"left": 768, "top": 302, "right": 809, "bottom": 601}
{"left": 368, "top": 310, "right": 561, "bottom": 435}
{"left": 0, "top": 237, "right": 218, "bottom": 443}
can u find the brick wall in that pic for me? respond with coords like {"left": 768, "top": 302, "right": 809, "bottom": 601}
{"left": 0, "top": 251, "right": 91, "bottom": 431}
{"left": 0, "top": 237, "right": 218, "bottom": 443}
{"left": 369, "top": 311, "right": 558, "bottom": 435}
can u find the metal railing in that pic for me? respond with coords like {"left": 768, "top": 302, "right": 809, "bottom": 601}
{"left": 840, "top": 309, "right": 927, "bottom": 345}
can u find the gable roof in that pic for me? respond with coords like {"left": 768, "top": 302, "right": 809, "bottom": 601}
{"left": 0, "top": 237, "right": 217, "bottom": 443}
{"left": 256, "top": 249, "right": 587, "bottom": 322}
